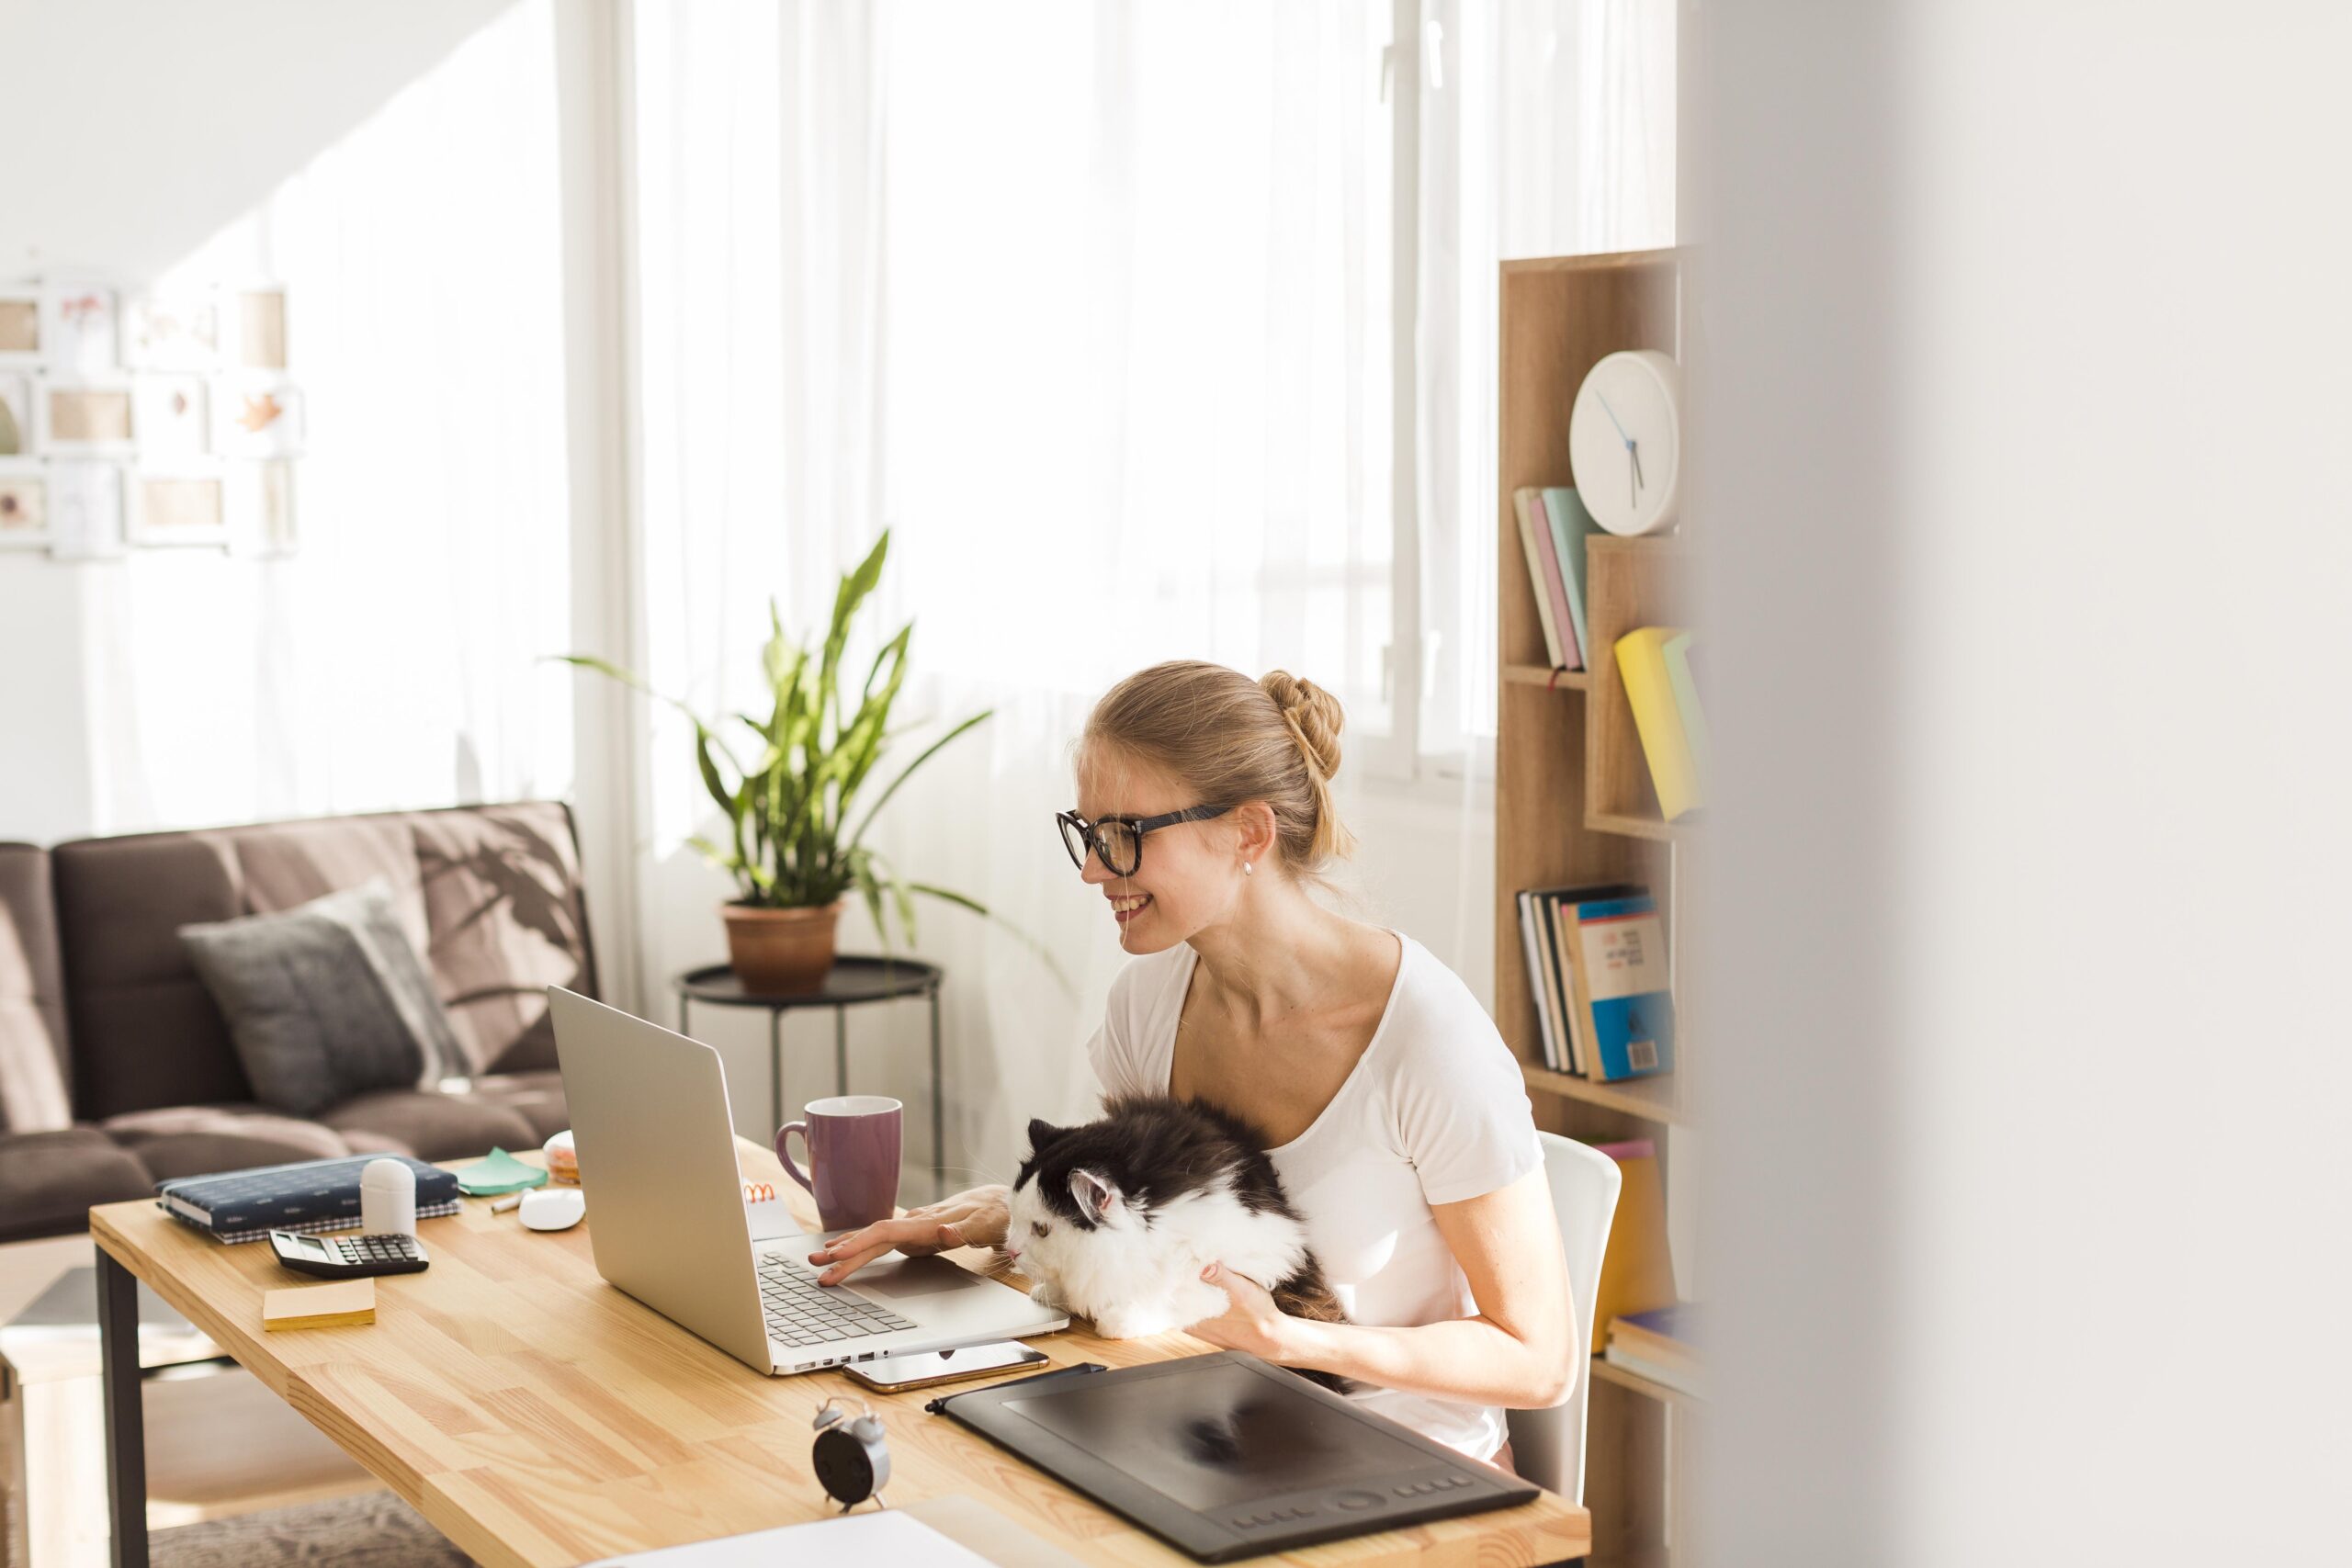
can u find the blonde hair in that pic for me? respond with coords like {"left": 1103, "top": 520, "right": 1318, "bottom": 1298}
{"left": 1082, "top": 660, "right": 1357, "bottom": 872}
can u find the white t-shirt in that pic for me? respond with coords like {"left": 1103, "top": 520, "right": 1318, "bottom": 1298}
{"left": 1085, "top": 931, "right": 1545, "bottom": 1459}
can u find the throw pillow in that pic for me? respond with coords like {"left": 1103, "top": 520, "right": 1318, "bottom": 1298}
{"left": 179, "top": 880, "right": 465, "bottom": 1118}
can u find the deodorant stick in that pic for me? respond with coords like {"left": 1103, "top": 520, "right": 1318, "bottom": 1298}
{"left": 360, "top": 1157, "right": 417, "bottom": 1235}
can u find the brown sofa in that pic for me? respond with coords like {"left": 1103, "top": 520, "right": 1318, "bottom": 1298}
{"left": 0, "top": 801, "right": 596, "bottom": 1243}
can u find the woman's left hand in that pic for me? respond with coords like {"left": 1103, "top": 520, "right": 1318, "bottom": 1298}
{"left": 1186, "top": 1262, "right": 1295, "bottom": 1361}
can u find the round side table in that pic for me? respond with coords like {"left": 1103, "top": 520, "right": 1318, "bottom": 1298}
{"left": 673, "top": 956, "right": 946, "bottom": 1195}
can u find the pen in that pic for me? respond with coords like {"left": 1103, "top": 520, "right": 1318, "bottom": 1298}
{"left": 924, "top": 1360, "right": 1107, "bottom": 1415}
{"left": 491, "top": 1194, "right": 525, "bottom": 1213}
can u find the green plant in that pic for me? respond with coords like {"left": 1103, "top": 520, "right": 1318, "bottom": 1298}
{"left": 556, "top": 531, "right": 990, "bottom": 942}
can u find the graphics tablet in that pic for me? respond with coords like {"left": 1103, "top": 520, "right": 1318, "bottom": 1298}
{"left": 931, "top": 1351, "right": 1539, "bottom": 1562}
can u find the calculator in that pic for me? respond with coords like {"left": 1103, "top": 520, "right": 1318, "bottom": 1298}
{"left": 268, "top": 1230, "right": 430, "bottom": 1279}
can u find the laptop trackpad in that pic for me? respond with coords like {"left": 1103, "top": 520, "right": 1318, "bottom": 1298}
{"left": 855, "top": 1254, "right": 989, "bottom": 1301}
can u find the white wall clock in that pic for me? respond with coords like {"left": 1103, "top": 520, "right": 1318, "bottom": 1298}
{"left": 1568, "top": 349, "right": 1683, "bottom": 536}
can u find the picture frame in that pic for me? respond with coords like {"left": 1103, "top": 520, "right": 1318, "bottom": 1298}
{"left": 121, "top": 288, "right": 225, "bottom": 373}
{"left": 0, "top": 458, "right": 50, "bottom": 550}
{"left": 224, "top": 460, "right": 298, "bottom": 557}
{"left": 231, "top": 286, "right": 288, "bottom": 371}
{"left": 127, "top": 463, "right": 228, "bottom": 548}
{"left": 39, "top": 378, "right": 138, "bottom": 457}
{"left": 133, "top": 375, "right": 209, "bottom": 460}
{"left": 47, "top": 461, "right": 128, "bottom": 559}
{"left": 0, "top": 369, "right": 34, "bottom": 457}
{"left": 0, "top": 288, "right": 41, "bottom": 367}
{"left": 43, "top": 282, "right": 119, "bottom": 374}
{"left": 210, "top": 375, "right": 304, "bottom": 458}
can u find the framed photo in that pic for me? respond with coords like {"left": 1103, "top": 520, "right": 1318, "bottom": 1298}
{"left": 0, "top": 369, "right": 34, "bottom": 457}
{"left": 232, "top": 287, "right": 288, "bottom": 370}
{"left": 211, "top": 376, "right": 303, "bottom": 457}
{"left": 0, "top": 288, "right": 40, "bottom": 367}
{"left": 121, "top": 288, "right": 224, "bottom": 372}
{"left": 39, "top": 379, "right": 137, "bottom": 456}
{"left": 128, "top": 464, "right": 227, "bottom": 547}
{"left": 0, "top": 459, "right": 49, "bottom": 549}
{"left": 48, "top": 461, "right": 127, "bottom": 559}
{"left": 133, "top": 376, "right": 209, "bottom": 459}
{"left": 225, "top": 459, "right": 298, "bottom": 557}
{"left": 44, "top": 283, "right": 119, "bottom": 374}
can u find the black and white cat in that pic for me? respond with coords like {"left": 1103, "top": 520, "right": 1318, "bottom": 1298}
{"left": 1007, "top": 1094, "right": 1348, "bottom": 1342}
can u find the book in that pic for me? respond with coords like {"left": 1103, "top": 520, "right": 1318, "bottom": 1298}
{"left": 1589, "top": 1140, "right": 1678, "bottom": 1346}
{"left": 1605, "top": 1303, "right": 1704, "bottom": 1397}
{"left": 1539, "top": 488, "right": 1601, "bottom": 668}
{"left": 262, "top": 1278, "right": 377, "bottom": 1331}
{"left": 1601, "top": 1344, "right": 1705, "bottom": 1399}
{"left": 156, "top": 1155, "right": 461, "bottom": 1244}
{"left": 1546, "top": 896, "right": 1588, "bottom": 1076}
{"left": 1563, "top": 894, "right": 1676, "bottom": 1081}
{"left": 1516, "top": 893, "right": 1563, "bottom": 1071}
{"left": 1661, "top": 629, "right": 1712, "bottom": 801}
{"left": 1512, "top": 488, "right": 1570, "bottom": 668}
{"left": 1518, "top": 882, "right": 1637, "bottom": 1077}
{"left": 1614, "top": 626, "right": 1702, "bottom": 820}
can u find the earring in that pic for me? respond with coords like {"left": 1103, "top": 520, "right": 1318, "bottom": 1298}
{"left": 1243, "top": 862, "right": 1253, "bottom": 876}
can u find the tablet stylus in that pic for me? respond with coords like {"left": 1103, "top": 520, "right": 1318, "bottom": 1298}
{"left": 924, "top": 1360, "right": 1107, "bottom": 1414}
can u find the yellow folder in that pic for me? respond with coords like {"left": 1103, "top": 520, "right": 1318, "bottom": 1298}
{"left": 1615, "top": 626, "right": 1702, "bottom": 820}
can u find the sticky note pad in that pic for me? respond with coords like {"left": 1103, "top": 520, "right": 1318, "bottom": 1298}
{"left": 263, "top": 1278, "right": 377, "bottom": 1330}
{"left": 454, "top": 1145, "right": 549, "bottom": 1197}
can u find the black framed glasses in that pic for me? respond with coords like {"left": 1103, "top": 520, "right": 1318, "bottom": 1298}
{"left": 1056, "top": 804, "right": 1233, "bottom": 876}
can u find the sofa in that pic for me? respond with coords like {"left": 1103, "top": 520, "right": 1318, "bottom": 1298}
{"left": 0, "top": 801, "right": 597, "bottom": 1243}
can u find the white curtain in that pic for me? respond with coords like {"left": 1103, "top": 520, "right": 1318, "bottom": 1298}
{"left": 627, "top": 0, "right": 1675, "bottom": 1187}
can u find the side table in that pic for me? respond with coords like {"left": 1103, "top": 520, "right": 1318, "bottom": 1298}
{"left": 674, "top": 955, "right": 946, "bottom": 1197}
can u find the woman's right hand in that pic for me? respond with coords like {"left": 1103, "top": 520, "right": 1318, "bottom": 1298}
{"left": 807, "top": 1184, "right": 1012, "bottom": 1285}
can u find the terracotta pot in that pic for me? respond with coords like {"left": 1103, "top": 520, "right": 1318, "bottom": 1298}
{"left": 722, "top": 900, "right": 843, "bottom": 994}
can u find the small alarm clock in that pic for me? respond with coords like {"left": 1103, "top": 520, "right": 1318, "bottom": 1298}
{"left": 810, "top": 1396, "right": 891, "bottom": 1511}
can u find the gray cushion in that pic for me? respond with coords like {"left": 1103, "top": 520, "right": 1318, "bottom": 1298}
{"left": 318, "top": 1089, "right": 537, "bottom": 1163}
{"left": 178, "top": 882, "right": 464, "bottom": 1118}
{"left": 0, "top": 1127, "right": 154, "bottom": 1244}
{"left": 100, "top": 1103, "right": 352, "bottom": 1182}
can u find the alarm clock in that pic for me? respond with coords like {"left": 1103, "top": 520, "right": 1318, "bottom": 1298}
{"left": 1568, "top": 349, "right": 1684, "bottom": 536}
{"left": 810, "top": 1396, "right": 891, "bottom": 1511}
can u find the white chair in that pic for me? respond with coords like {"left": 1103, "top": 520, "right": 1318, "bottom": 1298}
{"left": 1506, "top": 1131, "right": 1623, "bottom": 1505}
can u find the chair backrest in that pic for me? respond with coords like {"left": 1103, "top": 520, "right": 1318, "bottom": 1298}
{"left": 1507, "top": 1131, "right": 1623, "bottom": 1503}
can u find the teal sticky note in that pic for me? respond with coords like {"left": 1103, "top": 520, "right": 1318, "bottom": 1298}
{"left": 454, "top": 1146, "right": 550, "bottom": 1197}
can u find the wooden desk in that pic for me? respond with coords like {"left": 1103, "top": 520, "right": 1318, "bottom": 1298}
{"left": 89, "top": 1145, "right": 1589, "bottom": 1567}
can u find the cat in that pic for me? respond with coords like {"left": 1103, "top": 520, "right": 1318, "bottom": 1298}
{"left": 1006, "top": 1094, "right": 1351, "bottom": 1350}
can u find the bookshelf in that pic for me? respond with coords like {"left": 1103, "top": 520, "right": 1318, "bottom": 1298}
{"left": 1494, "top": 248, "right": 1696, "bottom": 1568}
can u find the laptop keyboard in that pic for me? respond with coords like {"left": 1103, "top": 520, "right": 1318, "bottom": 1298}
{"left": 755, "top": 1254, "right": 916, "bottom": 1349}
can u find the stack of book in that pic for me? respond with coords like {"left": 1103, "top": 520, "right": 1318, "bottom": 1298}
{"left": 156, "top": 1154, "right": 461, "bottom": 1244}
{"left": 1614, "top": 626, "right": 1711, "bottom": 821}
{"left": 1513, "top": 486, "right": 1602, "bottom": 671}
{"left": 1604, "top": 1303, "right": 1703, "bottom": 1399}
{"left": 1516, "top": 885, "right": 1677, "bottom": 1082}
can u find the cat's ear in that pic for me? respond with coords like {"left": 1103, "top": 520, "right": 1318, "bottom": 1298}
{"left": 1069, "top": 1168, "right": 1123, "bottom": 1223}
{"left": 1026, "top": 1118, "right": 1070, "bottom": 1155}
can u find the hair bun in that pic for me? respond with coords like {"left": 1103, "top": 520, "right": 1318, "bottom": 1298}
{"left": 1259, "top": 671, "right": 1345, "bottom": 784}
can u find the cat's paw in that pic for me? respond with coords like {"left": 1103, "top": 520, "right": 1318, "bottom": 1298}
{"left": 1027, "top": 1282, "right": 1068, "bottom": 1312}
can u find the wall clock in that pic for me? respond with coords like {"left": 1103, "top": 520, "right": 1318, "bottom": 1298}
{"left": 1568, "top": 349, "right": 1683, "bottom": 536}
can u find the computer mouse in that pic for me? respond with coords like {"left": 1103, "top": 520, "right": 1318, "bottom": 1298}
{"left": 518, "top": 1187, "right": 585, "bottom": 1232}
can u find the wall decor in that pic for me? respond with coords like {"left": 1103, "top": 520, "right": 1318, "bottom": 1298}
{"left": 0, "top": 370, "right": 32, "bottom": 456}
{"left": 225, "top": 458, "right": 298, "bottom": 557}
{"left": 48, "top": 461, "right": 127, "bottom": 559}
{"left": 44, "top": 283, "right": 119, "bottom": 374}
{"left": 0, "top": 460, "right": 49, "bottom": 548}
{"left": 133, "top": 376, "right": 209, "bottom": 459}
{"left": 212, "top": 377, "right": 304, "bottom": 457}
{"left": 0, "top": 290, "right": 40, "bottom": 366}
{"left": 128, "top": 465, "right": 227, "bottom": 547}
{"left": 234, "top": 288, "right": 288, "bottom": 369}
{"left": 122, "top": 288, "right": 224, "bottom": 372}
{"left": 40, "top": 381, "right": 137, "bottom": 456}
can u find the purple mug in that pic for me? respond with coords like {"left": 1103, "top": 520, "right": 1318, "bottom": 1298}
{"left": 775, "top": 1095, "right": 902, "bottom": 1231}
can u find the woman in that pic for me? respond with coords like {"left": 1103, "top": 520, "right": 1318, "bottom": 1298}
{"left": 811, "top": 660, "right": 1574, "bottom": 1463}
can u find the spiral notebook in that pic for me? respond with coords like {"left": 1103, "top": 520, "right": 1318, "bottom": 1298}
{"left": 155, "top": 1155, "right": 461, "bottom": 1244}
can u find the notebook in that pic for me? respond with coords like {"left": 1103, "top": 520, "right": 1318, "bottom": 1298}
{"left": 156, "top": 1155, "right": 461, "bottom": 1244}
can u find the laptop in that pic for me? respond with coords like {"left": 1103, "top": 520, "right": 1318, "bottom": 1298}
{"left": 547, "top": 987, "right": 1069, "bottom": 1375}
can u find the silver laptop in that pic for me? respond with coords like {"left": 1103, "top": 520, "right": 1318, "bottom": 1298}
{"left": 548, "top": 987, "right": 1068, "bottom": 1375}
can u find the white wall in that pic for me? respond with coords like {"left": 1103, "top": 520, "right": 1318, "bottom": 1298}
{"left": 1697, "top": 3, "right": 2352, "bottom": 1562}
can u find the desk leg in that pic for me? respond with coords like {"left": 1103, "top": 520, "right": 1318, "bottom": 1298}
{"left": 928, "top": 988, "right": 944, "bottom": 1201}
{"left": 96, "top": 1251, "right": 147, "bottom": 1568}
{"left": 770, "top": 1010, "right": 785, "bottom": 1136}
{"left": 833, "top": 1009, "right": 848, "bottom": 1098}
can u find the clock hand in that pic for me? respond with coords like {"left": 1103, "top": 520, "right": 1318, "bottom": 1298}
{"left": 1597, "top": 391, "right": 1634, "bottom": 447}
{"left": 1630, "top": 441, "right": 1645, "bottom": 495}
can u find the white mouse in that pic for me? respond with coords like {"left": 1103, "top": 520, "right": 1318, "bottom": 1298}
{"left": 518, "top": 1187, "right": 585, "bottom": 1232}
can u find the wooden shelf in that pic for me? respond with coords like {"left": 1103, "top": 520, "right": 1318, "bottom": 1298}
{"left": 1522, "top": 1061, "right": 1682, "bottom": 1125}
{"left": 1585, "top": 807, "right": 1694, "bottom": 842}
{"left": 1502, "top": 662, "right": 1589, "bottom": 690}
{"left": 1590, "top": 1355, "right": 1703, "bottom": 1406}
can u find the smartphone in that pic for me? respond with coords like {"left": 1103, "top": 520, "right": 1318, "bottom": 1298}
{"left": 844, "top": 1340, "right": 1049, "bottom": 1393}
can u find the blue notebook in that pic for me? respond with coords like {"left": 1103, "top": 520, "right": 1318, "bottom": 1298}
{"left": 156, "top": 1155, "right": 460, "bottom": 1244}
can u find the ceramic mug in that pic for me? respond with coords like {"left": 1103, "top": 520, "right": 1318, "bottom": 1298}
{"left": 775, "top": 1095, "right": 902, "bottom": 1231}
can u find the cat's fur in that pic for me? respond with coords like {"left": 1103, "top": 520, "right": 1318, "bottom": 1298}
{"left": 1007, "top": 1095, "right": 1350, "bottom": 1345}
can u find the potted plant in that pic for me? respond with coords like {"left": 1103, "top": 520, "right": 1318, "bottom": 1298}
{"left": 560, "top": 531, "right": 991, "bottom": 993}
